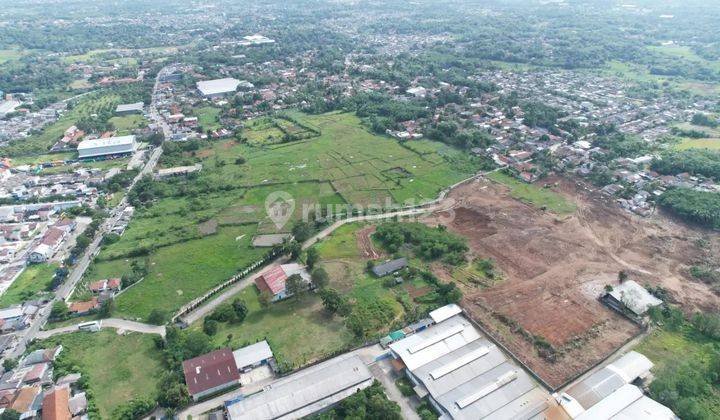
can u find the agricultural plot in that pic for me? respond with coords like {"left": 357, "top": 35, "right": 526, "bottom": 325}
{"left": 672, "top": 122, "right": 720, "bottom": 150}
{"left": 32, "top": 331, "right": 164, "bottom": 419}
{"left": 91, "top": 111, "right": 478, "bottom": 321}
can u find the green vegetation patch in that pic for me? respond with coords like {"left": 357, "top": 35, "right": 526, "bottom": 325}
{"left": 0, "top": 263, "right": 57, "bottom": 307}
{"left": 487, "top": 171, "right": 577, "bottom": 214}
{"left": 34, "top": 330, "right": 164, "bottom": 419}
{"left": 194, "top": 287, "right": 354, "bottom": 371}
{"left": 109, "top": 114, "right": 148, "bottom": 134}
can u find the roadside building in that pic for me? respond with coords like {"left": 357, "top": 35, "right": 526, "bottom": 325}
{"left": 77, "top": 135, "right": 138, "bottom": 159}
{"left": 254, "top": 263, "right": 311, "bottom": 301}
{"left": 389, "top": 308, "right": 555, "bottom": 420}
{"left": 232, "top": 340, "right": 274, "bottom": 372}
{"left": 197, "top": 78, "right": 241, "bottom": 98}
{"left": 557, "top": 351, "right": 676, "bottom": 419}
{"left": 155, "top": 163, "right": 202, "bottom": 179}
{"left": 88, "top": 278, "right": 121, "bottom": 294}
{"left": 68, "top": 298, "right": 99, "bottom": 316}
{"left": 225, "top": 354, "right": 373, "bottom": 420}
{"left": 371, "top": 257, "right": 407, "bottom": 277}
{"left": 251, "top": 233, "right": 290, "bottom": 248}
{"left": 182, "top": 349, "right": 240, "bottom": 401}
{"left": 115, "top": 102, "right": 144, "bottom": 115}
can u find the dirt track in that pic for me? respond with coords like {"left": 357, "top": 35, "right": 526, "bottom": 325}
{"left": 423, "top": 175, "right": 720, "bottom": 388}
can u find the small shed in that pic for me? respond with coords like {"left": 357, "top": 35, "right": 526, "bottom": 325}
{"left": 603, "top": 280, "right": 662, "bottom": 316}
{"left": 372, "top": 258, "right": 408, "bottom": 277}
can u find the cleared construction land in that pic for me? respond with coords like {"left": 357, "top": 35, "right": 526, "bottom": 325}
{"left": 422, "top": 175, "right": 720, "bottom": 388}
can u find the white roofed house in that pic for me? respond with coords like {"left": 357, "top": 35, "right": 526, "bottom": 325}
{"left": 602, "top": 280, "right": 663, "bottom": 320}
{"left": 197, "top": 78, "right": 242, "bottom": 98}
{"left": 77, "top": 135, "right": 138, "bottom": 159}
{"left": 232, "top": 340, "right": 274, "bottom": 373}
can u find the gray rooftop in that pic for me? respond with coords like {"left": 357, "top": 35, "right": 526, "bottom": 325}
{"left": 226, "top": 354, "right": 373, "bottom": 420}
{"left": 232, "top": 340, "right": 273, "bottom": 369}
{"left": 390, "top": 315, "right": 551, "bottom": 420}
{"left": 372, "top": 257, "right": 407, "bottom": 277}
{"left": 115, "top": 102, "right": 144, "bottom": 113}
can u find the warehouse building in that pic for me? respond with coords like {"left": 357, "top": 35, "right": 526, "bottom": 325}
{"left": 183, "top": 348, "right": 239, "bottom": 401}
{"left": 115, "top": 102, "right": 144, "bottom": 115}
{"left": 232, "top": 340, "right": 274, "bottom": 373}
{"left": 197, "top": 78, "right": 241, "bottom": 98}
{"left": 77, "top": 136, "right": 137, "bottom": 159}
{"left": 389, "top": 310, "right": 554, "bottom": 420}
{"left": 557, "top": 351, "right": 677, "bottom": 419}
{"left": 225, "top": 354, "right": 372, "bottom": 419}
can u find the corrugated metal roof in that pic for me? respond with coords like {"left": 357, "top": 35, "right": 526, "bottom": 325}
{"left": 565, "top": 368, "right": 626, "bottom": 409}
{"left": 430, "top": 303, "right": 462, "bottom": 323}
{"left": 390, "top": 315, "right": 551, "bottom": 420}
{"left": 607, "top": 351, "right": 653, "bottom": 383}
{"left": 389, "top": 315, "right": 481, "bottom": 371}
{"left": 575, "top": 384, "right": 643, "bottom": 420}
{"left": 608, "top": 280, "right": 662, "bottom": 315}
{"left": 197, "top": 78, "right": 241, "bottom": 96}
{"left": 233, "top": 340, "right": 273, "bottom": 370}
{"left": 226, "top": 354, "right": 372, "bottom": 420}
{"left": 610, "top": 394, "right": 678, "bottom": 420}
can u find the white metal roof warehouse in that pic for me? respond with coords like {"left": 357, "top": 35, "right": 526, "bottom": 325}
{"left": 225, "top": 354, "right": 373, "bottom": 420}
{"left": 77, "top": 135, "right": 138, "bottom": 159}
{"left": 389, "top": 312, "right": 553, "bottom": 420}
{"left": 197, "top": 77, "right": 241, "bottom": 97}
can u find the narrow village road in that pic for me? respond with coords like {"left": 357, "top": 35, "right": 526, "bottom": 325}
{"left": 35, "top": 318, "right": 165, "bottom": 339}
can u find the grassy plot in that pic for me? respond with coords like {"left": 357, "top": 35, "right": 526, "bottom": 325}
{"left": 114, "top": 225, "right": 265, "bottom": 321}
{"left": 196, "top": 287, "right": 355, "bottom": 370}
{"left": 672, "top": 122, "right": 720, "bottom": 151}
{"left": 487, "top": 171, "right": 577, "bottom": 215}
{"left": 109, "top": 114, "right": 148, "bottom": 134}
{"left": 193, "top": 106, "right": 222, "bottom": 132}
{"left": 0, "top": 263, "right": 57, "bottom": 307}
{"left": 33, "top": 331, "right": 164, "bottom": 419}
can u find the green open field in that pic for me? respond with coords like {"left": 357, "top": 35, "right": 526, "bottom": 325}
{"left": 112, "top": 225, "right": 266, "bottom": 320}
{"left": 195, "top": 287, "right": 355, "bottom": 369}
{"left": 193, "top": 106, "right": 222, "bottom": 132}
{"left": 33, "top": 331, "right": 164, "bottom": 419}
{"left": 109, "top": 114, "right": 148, "bottom": 134}
{"left": 91, "top": 111, "right": 478, "bottom": 321}
{"left": 1, "top": 93, "right": 121, "bottom": 157}
{"left": 487, "top": 171, "right": 577, "bottom": 214}
{"left": 0, "top": 263, "right": 57, "bottom": 307}
{"left": 672, "top": 122, "right": 720, "bottom": 150}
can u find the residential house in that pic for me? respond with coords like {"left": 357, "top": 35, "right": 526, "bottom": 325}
{"left": 182, "top": 349, "right": 240, "bottom": 401}
{"left": 254, "top": 263, "right": 311, "bottom": 301}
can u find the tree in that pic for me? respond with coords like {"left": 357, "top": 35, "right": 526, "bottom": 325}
{"left": 286, "top": 274, "right": 307, "bottom": 299}
{"left": 203, "top": 319, "right": 218, "bottom": 336}
{"left": 618, "top": 271, "right": 628, "bottom": 283}
{"left": 49, "top": 301, "right": 70, "bottom": 320}
{"left": 292, "top": 222, "right": 313, "bottom": 242}
{"left": 287, "top": 241, "right": 302, "bottom": 260}
{"left": 2, "top": 358, "right": 17, "bottom": 371}
{"left": 305, "top": 247, "right": 320, "bottom": 270}
{"left": 97, "top": 299, "right": 114, "bottom": 318}
{"left": 147, "top": 309, "right": 167, "bottom": 325}
{"left": 319, "top": 288, "right": 346, "bottom": 314}
{"left": 0, "top": 409, "right": 21, "bottom": 420}
{"left": 311, "top": 267, "right": 329, "bottom": 289}
{"left": 231, "top": 299, "right": 248, "bottom": 323}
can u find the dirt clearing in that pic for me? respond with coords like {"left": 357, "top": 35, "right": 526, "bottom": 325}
{"left": 422, "top": 175, "right": 720, "bottom": 388}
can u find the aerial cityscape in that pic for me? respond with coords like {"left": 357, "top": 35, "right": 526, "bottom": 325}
{"left": 0, "top": 0, "right": 718, "bottom": 419}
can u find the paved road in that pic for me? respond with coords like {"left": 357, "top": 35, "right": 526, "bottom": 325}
{"left": 2, "top": 71, "right": 168, "bottom": 361}
{"left": 35, "top": 318, "right": 165, "bottom": 339}
{"left": 370, "top": 361, "right": 421, "bottom": 420}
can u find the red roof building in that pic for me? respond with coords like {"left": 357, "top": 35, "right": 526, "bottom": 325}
{"left": 68, "top": 298, "right": 99, "bottom": 315}
{"left": 182, "top": 349, "right": 239, "bottom": 400}
{"left": 41, "top": 386, "right": 71, "bottom": 420}
{"left": 254, "top": 266, "right": 288, "bottom": 296}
